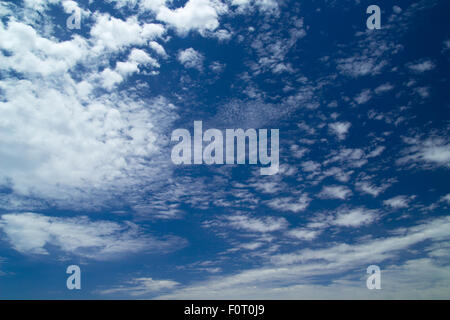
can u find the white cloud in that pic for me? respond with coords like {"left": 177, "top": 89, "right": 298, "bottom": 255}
{"left": 414, "top": 86, "right": 430, "bottom": 98}
{"left": 111, "top": 48, "right": 160, "bottom": 81}
{"left": 333, "top": 207, "right": 378, "bottom": 227}
{"left": 354, "top": 89, "right": 372, "bottom": 105}
{"left": 266, "top": 194, "right": 311, "bottom": 213}
{"left": 393, "top": 5, "right": 402, "bottom": 14}
{"left": 210, "top": 61, "right": 226, "bottom": 73}
{"left": 211, "top": 28, "right": 232, "bottom": 41}
{"left": 0, "top": 20, "right": 88, "bottom": 76}
{"left": 325, "top": 148, "right": 368, "bottom": 168}
{"left": 301, "top": 161, "right": 321, "bottom": 172}
{"left": 100, "top": 68, "right": 124, "bottom": 90}
{"left": 0, "top": 213, "right": 184, "bottom": 259}
{"left": 0, "top": 18, "right": 178, "bottom": 209}
{"left": 139, "top": 0, "right": 168, "bottom": 12}
{"left": 90, "top": 14, "right": 165, "bottom": 52}
{"left": 383, "top": 195, "right": 414, "bottom": 209}
{"left": 328, "top": 122, "right": 351, "bottom": 140}
{"left": 286, "top": 228, "right": 321, "bottom": 241}
{"left": 178, "top": 47, "right": 204, "bottom": 70}
{"left": 374, "top": 83, "right": 394, "bottom": 94}
{"left": 355, "top": 181, "right": 389, "bottom": 197}
{"left": 99, "top": 277, "right": 179, "bottom": 296}
{"left": 407, "top": 60, "right": 435, "bottom": 73}
{"left": 290, "top": 145, "right": 309, "bottom": 158}
{"left": 319, "top": 185, "right": 352, "bottom": 200}
{"left": 149, "top": 41, "right": 168, "bottom": 58}
{"left": 231, "top": 0, "right": 278, "bottom": 13}
{"left": 367, "top": 146, "right": 385, "bottom": 158}
{"left": 156, "top": 0, "right": 227, "bottom": 36}
{"left": 397, "top": 136, "right": 450, "bottom": 169}
{"left": 441, "top": 194, "right": 450, "bottom": 204}
{"left": 337, "top": 57, "right": 387, "bottom": 78}
{"left": 155, "top": 216, "right": 450, "bottom": 299}
{"left": 223, "top": 214, "right": 288, "bottom": 233}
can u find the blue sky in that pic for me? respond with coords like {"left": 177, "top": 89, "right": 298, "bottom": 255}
{"left": 0, "top": 0, "right": 449, "bottom": 299}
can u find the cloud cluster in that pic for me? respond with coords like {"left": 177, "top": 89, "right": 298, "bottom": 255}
{"left": 0, "top": 212, "right": 185, "bottom": 259}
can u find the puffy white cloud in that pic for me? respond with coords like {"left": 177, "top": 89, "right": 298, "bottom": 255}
{"left": 110, "top": 49, "right": 160, "bottom": 86}
{"left": 100, "top": 68, "right": 124, "bottom": 89}
{"left": 177, "top": 47, "right": 204, "bottom": 70}
{"left": 139, "top": 0, "right": 168, "bottom": 12}
{"left": 0, "top": 18, "right": 178, "bottom": 209}
{"left": 90, "top": 14, "right": 165, "bottom": 52}
{"left": 149, "top": 41, "right": 168, "bottom": 58}
{"left": 0, "top": 213, "right": 185, "bottom": 259}
{"left": 156, "top": 0, "right": 228, "bottom": 36}
{"left": 0, "top": 20, "right": 88, "bottom": 76}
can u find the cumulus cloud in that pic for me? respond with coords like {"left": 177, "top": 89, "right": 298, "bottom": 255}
{"left": 177, "top": 47, "right": 204, "bottom": 70}
{"left": 149, "top": 41, "right": 168, "bottom": 57}
{"left": 156, "top": 0, "right": 228, "bottom": 36}
{"left": 0, "top": 15, "right": 178, "bottom": 210}
{"left": 90, "top": 14, "right": 165, "bottom": 51}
